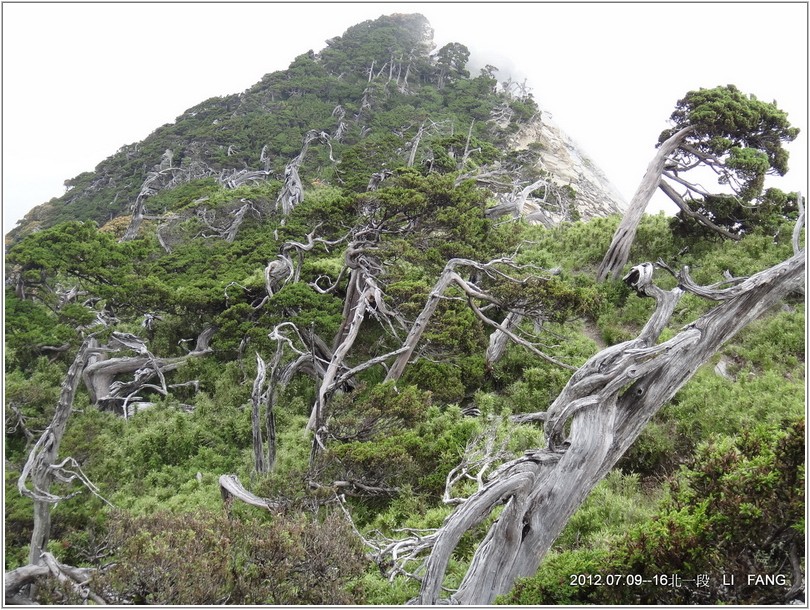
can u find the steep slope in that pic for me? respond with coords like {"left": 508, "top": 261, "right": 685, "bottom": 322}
{"left": 7, "top": 13, "right": 623, "bottom": 244}
{"left": 508, "top": 114, "right": 626, "bottom": 221}
{"left": 4, "top": 14, "right": 803, "bottom": 605}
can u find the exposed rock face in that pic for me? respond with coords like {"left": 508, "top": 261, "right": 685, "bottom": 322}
{"left": 509, "top": 113, "right": 627, "bottom": 222}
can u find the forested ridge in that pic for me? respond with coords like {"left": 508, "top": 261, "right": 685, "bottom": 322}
{"left": 4, "top": 14, "right": 805, "bottom": 605}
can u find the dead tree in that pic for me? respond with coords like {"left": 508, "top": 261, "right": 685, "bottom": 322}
{"left": 197, "top": 200, "right": 260, "bottom": 243}
{"left": 306, "top": 233, "right": 406, "bottom": 431}
{"left": 249, "top": 321, "right": 335, "bottom": 474}
{"left": 385, "top": 257, "right": 573, "bottom": 384}
{"left": 263, "top": 226, "right": 348, "bottom": 300}
{"left": 485, "top": 311, "right": 523, "bottom": 369}
{"left": 5, "top": 552, "right": 106, "bottom": 605}
{"left": 218, "top": 474, "right": 285, "bottom": 512}
{"left": 17, "top": 337, "right": 100, "bottom": 566}
{"left": 122, "top": 149, "right": 181, "bottom": 242}
{"left": 82, "top": 328, "right": 214, "bottom": 415}
{"left": 11, "top": 337, "right": 113, "bottom": 604}
{"left": 596, "top": 126, "right": 694, "bottom": 281}
{"left": 373, "top": 242, "right": 804, "bottom": 604}
{"left": 403, "top": 119, "right": 446, "bottom": 168}
{"left": 367, "top": 169, "right": 393, "bottom": 191}
{"left": 332, "top": 105, "right": 348, "bottom": 142}
{"left": 251, "top": 353, "right": 268, "bottom": 474}
{"left": 218, "top": 168, "right": 271, "bottom": 190}
{"left": 276, "top": 130, "right": 333, "bottom": 216}
{"left": 484, "top": 178, "right": 550, "bottom": 220}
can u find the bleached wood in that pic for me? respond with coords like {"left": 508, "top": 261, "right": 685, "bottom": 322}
{"left": 597, "top": 126, "right": 694, "bottom": 281}
{"left": 409, "top": 246, "right": 804, "bottom": 604}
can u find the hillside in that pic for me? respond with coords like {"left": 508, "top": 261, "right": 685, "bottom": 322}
{"left": 4, "top": 13, "right": 804, "bottom": 606}
{"left": 6, "top": 13, "right": 624, "bottom": 245}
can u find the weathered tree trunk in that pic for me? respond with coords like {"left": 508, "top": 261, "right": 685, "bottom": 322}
{"left": 307, "top": 280, "right": 371, "bottom": 431}
{"left": 18, "top": 337, "right": 94, "bottom": 566}
{"left": 485, "top": 178, "right": 548, "bottom": 220}
{"left": 411, "top": 248, "right": 804, "bottom": 604}
{"left": 485, "top": 312, "right": 523, "bottom": 369}
{"left": 5, "top": 553, "right": 105, "bottom": 605}
{"left": 596, "top": 126, "right": 694, "bottom": 281}
{"left": 81, "top": 328, "right": 213, "bottom": 411}
{"left": 385, "top": 258, "right": 572, "bottom": 383}
{"left": 384, "top": 262, "right": 458, "bottom": 382}
{"left": 792, "top": 192, "right": 805, "bottom": 256}
{"left": 276, "top": 130, "right": 324, "bottom": 216}
{"left": 251, "top": 354, "right": 267, "bottom": 474}
{"left": 407, "top": 120, "right": 431, "bottom": 167}
{"left": 219, "top": 474, "right": 284, "bottom": 511}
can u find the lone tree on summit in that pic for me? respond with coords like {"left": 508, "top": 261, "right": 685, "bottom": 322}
{"left": 597, "top": 84, "right": 799, "bottom": 281}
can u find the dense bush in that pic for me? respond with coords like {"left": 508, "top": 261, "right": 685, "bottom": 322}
{"left": 96, "top": 509, "right": 366, "bottom": 604}
{"left": 503, "top": 419, "right": 805, "bottom": 605}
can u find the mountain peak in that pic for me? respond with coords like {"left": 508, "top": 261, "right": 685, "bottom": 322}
{"left": 8, "top": 13, "right": 624, "bottom": 243}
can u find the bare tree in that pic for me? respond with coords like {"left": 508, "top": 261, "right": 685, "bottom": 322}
{"left": 384, "top": 257, "right": 573, "bottom": 384}
{"left": 251, "top": 353, "right": 269, "bottom": 474}
{"left": 82, "top": 327, "right": 214, "bottom": 415}
{"left": 9, "top": 336, "right": 114, "bottom": 605}
{"left": 370, "top": 241, "right": 803, "bottom": 604}
{"left": 484, "top": 177, "right": 552, "bottom": 220}
{"left": 196, "top": 200, "right": 260, "bottom": 243}
{"left": 18, "top": 337, "right": 100, "bottom": 566}
{"left": 276, "top": 130, "right": 335, "bottom": 216}
{"left": 596, "top": 126, "right": 694, "bottom": 281}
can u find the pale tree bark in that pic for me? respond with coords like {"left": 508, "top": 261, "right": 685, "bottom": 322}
{"left": 5, "top": 552, "right": 106, "bottom": 605}
{"left": 122, "top": 148, "right": 180, "bottom": 242}
{"left": 367, "top": 169, "right": 393, "bottom": 191}
{"left": 218, "top": 168, "right": 272, "bottom": 190}
{"left": 218, "top": 474, "right": 285, "bottom": 511}
{"left": 404, "top": 119, "right": 448, "bottom": 168}
{"left": 485, "top": 178, "right": 550, "bottom": 220}
{"left": 251, "top": 353, "right": 267, "bottom": 474}
{"left": 792, "top": 192, "right": 804, "bottom": 256}
{"left": 371, "top": 244, "right": 803, "bottom": 604}
{"left": 276, "top": 130, "right": 333, "bottom": 216}
{"left": 658, "top": 178, "right": 742, "bottom": 241}
{"left": 198, "top": 200, "right": 260, "bottom": 243}
{"left": 82, "top": 327, "right": 214, "bottom": 414}
{"left": 332, "top": 105, "right": 348, "bottom": 142}
{"left": 12, "top": 336, "right": 114, "bottom": 604}
{"left": 384, "top": 258, "right": 573, "bottom": 384}
{"left": 596, "top": 126, "right": 694, "bottom": 281}
{"left": 18, "top": 337, "right": 96, "bottom": 566}
{"left": 485, "top": 311, "right": 523, "bottom": 369}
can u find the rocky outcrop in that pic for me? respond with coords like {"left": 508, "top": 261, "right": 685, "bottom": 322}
{"left": 509, "top": 113, "right": 626, "bottom": 222}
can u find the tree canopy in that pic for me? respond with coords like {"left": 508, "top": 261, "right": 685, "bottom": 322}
{"left": 659, "top": 84, "right": 799, "bottom": 231}
{"left": 597, "top": 84, "right": 800, "bottom": 281}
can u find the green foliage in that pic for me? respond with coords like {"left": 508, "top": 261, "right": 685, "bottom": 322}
{"left": 555, "top": 470, "right": 660, "bottom": 550}
{"left": 3, "top": 13, "right": 803, "bottom": 606}
{"left": 497, "top": 548, "right": 611, "bottom": 605}
{"left": 4, "top": 291, "right": 77, "bottom": 368}
{"left": 605, "top": 419, "right": 805, "bottom": 604}
{"left": 322, "top": 389, "right": 480, "bottom": 498}
{"left": 665, "top": 84, "right": 799, "bottom": 179}
{"left": 504, "top": 420, "right": 805, "bottom": 606}
{"left": 96, "top": 508, "right": 366, "bottom": 604}
{"left": 659, "top": 85, "right": 800, "bottom": 235}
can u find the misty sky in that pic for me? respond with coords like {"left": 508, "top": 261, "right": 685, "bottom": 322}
{"left": 3, "top": 3, "right": 807, "bottom": 233}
